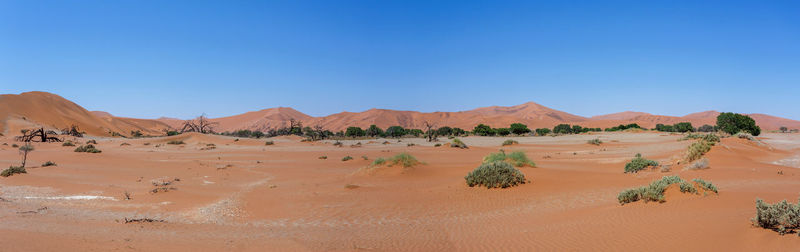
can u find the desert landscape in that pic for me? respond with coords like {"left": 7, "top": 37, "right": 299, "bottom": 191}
{"left": 4, "top": 1, "right": 800, "bottom": 251}
{"left": 2, "top": 92, "right": 800, "bottom": 251}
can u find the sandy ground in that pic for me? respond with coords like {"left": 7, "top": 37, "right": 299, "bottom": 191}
{"left": 1, "top": 132, "right": 800, "bottom": 251}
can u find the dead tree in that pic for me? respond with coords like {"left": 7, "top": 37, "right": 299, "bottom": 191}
{"left": 423, "top": 121, "right": 438, "bottom": 142}
{"left": 180, "top": 115, "right": 218, "bottom": 134}
{"left": 61, "top": 125, "right": 83, "bottom": 137}
{"left": 16, "top": 128, "right": 62, "bottom": 142}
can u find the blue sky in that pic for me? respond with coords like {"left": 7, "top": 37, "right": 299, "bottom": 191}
{"left": 1, "top": 0, "right": 799, "bottom": 120}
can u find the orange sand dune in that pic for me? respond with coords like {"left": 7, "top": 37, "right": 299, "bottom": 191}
{"left": 0, "top": 92, "right": 170, "bottom": 137}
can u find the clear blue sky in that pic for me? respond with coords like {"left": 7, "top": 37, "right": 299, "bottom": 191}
{"left": 2, "top": 0, "right": 799, "bottom": 120}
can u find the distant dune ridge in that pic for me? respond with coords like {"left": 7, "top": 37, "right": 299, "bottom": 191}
{"left": 1, "top": 91, "right": 799, "bottom": 136}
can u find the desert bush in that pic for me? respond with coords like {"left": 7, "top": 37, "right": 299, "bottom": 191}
{"left": 86, "top": 139, "right": 97, "bottom": 144}
{"left": 345, "top": 127, "right": 366, "bottom": 137}
{"left": 386, "top": 126, "right": 406, "bottom": 138}
{"left": 692, "top": 178, "right": 718, "bottom": 193}
{"left": 74, "top": 144, "right": 102, "bottom": 153}
{"left": 502, "top": 139, "right": 518, "bottom": 146}
{"left": 166, "top": 130, "right": 180, "bottom": 136}
{"left": 684, "top": 158, "right": 710, "bottom": 170}
{"left": 736, "top": 132, "right": 757, "bottom": 141}
{"left": 12, "top": 144, "right": 18, "bottom": 148}
{"left": 319, "top": 156, "right": 327, "bottom": 159}
{"left": 362, "top": 155, "right": 368, "bottom": 160}
{"left": 472, "top": 124, "right": 494, "bottom": 136}
{"left": 342, "top": 156, "right": 353, "bottom": 161}
{"left": 535, "top": 128, "right": 551, "bottom": 136}
{"left": 407, "top": 143, "right": 415, "bottom": 147}
{"left": 465, "top": 161, "right": 527, "bottom": 189}
{"left": 483, "top": 150, "right": 535, "bottom": 167}
{"left": 752, "top": 198, "right": 800, "bottom": 235}
{"left": 1, "top": 166, "right": 27, "bottom": 177}
{"left": 686, "top": 140, "right": 714, "bottom": 162}
{"left": 451, "top": 138, "right": 468, "bottom": 149}
{"left": 587, "top": 138, "right": 602, "bottom": 145}
{"left": 679, "top": 181, "right": 697, "bottom": 194}
{"left": 553, "top": 124, "right": 572, "bottom": 134}
{"left": 333, "top": 141, "right": 343, "bottom": 147}
{"left": 624, "top": 153, "right": 659, "bottom": 173}
{"left": 617, "top": 175, "right": 684, "bottom": 204}
{"left": 41, "top": 161, "right": 57, "bottom": 167}
{"left": 434, "top": 143, "right": 442, "bottom": 147}
{"left": 371, "top": 157, "right": 386, "bottom": 166}
{"left": 697, "top": 124, "right": 715, "bottom": 132}
{"left": 167, "top": 140, "right": 185, "bottom": 145}
{"left": 510, "top": 123, "right": 531, "bottom": 135}
{"left": 673, "top": 122, "right": 694, "bottom": 133}
{"left": 62, "top": 141, "right": 75, "bottom": 147}
{"left": 265, "top": 141, "right": 274, "bottom": 145}
{"left": 717, "top": 112, "right": 761, "bottom": 136}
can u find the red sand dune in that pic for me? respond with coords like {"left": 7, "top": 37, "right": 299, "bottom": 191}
{"left": 0, "top": 92, "right": 170, "bottom": 137}
{"left": 3, "top": 91, "right": 799, "bottom": 137}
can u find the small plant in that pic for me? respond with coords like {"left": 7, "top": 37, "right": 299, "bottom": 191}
{"left": 342, "top": 156, "right": 353, "bottom": 161}
{"left": 382, "top": 141, "right": 390, "bottom": 145}
{"left": 11, "top": 144, "right": 18, "bottom": 148}
{"left": 407, "top": 143, "right": 415, "bottom": 147}
{"left": 752, "top": 198, "right": 800, "bottom": 235}
{"left": 482, "top": 150, "right": 535, "bottom": 167}
{"left": 624, "top": 153, "right": 659, "bottom": 173}
{"left": 371, "top": 157, "right": 386, "bottom": 166}
{"left": 679, "top": 181, "right": 697, "bottom": 194}
{"left": 686, "top": 140, "right": 714, "bottom": 162}
{"left": 74, "top": 144, "right": 102, "bottom": 153}
{"left": 86, "top": 139, "right": 97, "bottom": 144}
{"left": 451, "top": 138, "right": 468, "bottom": 149}
{"left": 465, "top": 161, "right": 527, "bottom": 189}
{"left": 434, "top": 143, "right": 442, "bottom": 147}
{"left": 684, "top": 158, "right": 710, "bottom": 170}
{"left": 265, "top": 141, "right": 274, "bottom": 145}
{"left": 502, "top": 139, "right": 518, "bottom": 146}
{"left": 62, "top": 141, "right": 75, "bottom": 146}
{"left": 120, "top": 142, "right": 131, "bottom": 146}
{"left": 333, "top": 141, "right": 343, "bottom": 147}
{"left": 370, "top": 153, "right": 421, "bottom": 169}
{"left": 617, "top": 175, "right": 684, "bottom": 204}
{"left": 41, "top": 161, "right": 57, "bottom": 167}
{"left": 319, "top": 156, "right": 328, "bottom": 159}
{"left": 361, "top": 155, "right": 369, "bottom": 160}
{"left": 587, "top": 138, "right": 602, "bottom": 145}
{"left": 692, "top": 178, "right": 718, "bottom": 193}
{"left": 123, "top": 191, "right": 132, "bottom": 200}
{"left": 167, "top": 140, "right": 185, "bottom": 145}
{"left": 1, "top": 166, "right": 26, "bottom": 177}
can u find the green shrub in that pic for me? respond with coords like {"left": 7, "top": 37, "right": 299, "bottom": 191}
{"left": 434, "top": 143, "right": 442, "bottom": 147}
{"left": 371, "top": 157, "right": 386, "bottom": 166}
{"left": 697, "top": 124, "right": 715, "bottom": 132}
{"left": 361, "top": 155, "right": 369, "bottom": 160}
{"left": 483, "top": 150, "right": 535, "bottom": 167}
{"left": 509, "top": 123, "right": 531, "bottom": 135}
{"left": 535, "top": 128, "right": 551, "bottom": 136}
{"left": 11, "top": 144, "right": 18, "bottom": 148}
{"left": 41, "top": 161, "right": 57, "bottom": 167}
{"left": 167, "top": 140, "right": 185, "bottom": 145}
{"left": 86, "top": 139, "right": 97, "bottom": 144}
{"left": 381, "top": 153, "right": 420, "bottom": 168}
{"left": 692, "top": 178, "right": 718, "bottom": 193}
{"left": 62, "top": 141, "right": 75, "bottom": 147}
{"left": 617, "top": 175, "right": 684, "bottom": 204}
{"left": 74, "top": 144, "right": 102, "bottom": 153}
{"left": 717, "top": 112, "right": 761, "bottom": 136}
{"left": 319, "top": 156, "right": 327, "bottom": 159}
{"left": 265, "top": 141, "right": 274, "bottom": 145}
{"left": 342, "top": 156, "right": 353, "bottom": 161}
{"left": 587, "top": 138, "right": 602, "bottom": 145}
{"left": 624, "top": 153, "right": 659, "bottom": 173}
{"left": 752, "top": 198, "right": 800, "bottom": 235}
{"left": 451, "top": 138, "right": 468, "bottom": 149}
{"left": 679, "top": 181, "right": 697, "bottom": 194}
{"left": 1, "top": 166, "right": 26, "bottom": 177}
{"left": 465, "top": 161, "right": 527, "bottom": 189}
{"left": 502, "top": 139, "right": 518, "bottom": 146}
